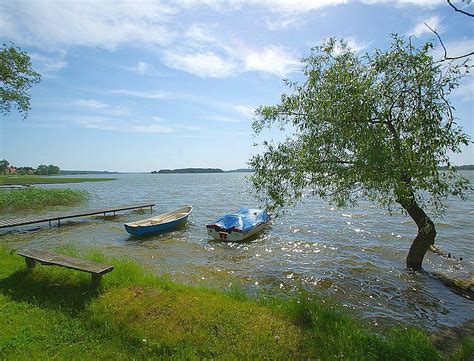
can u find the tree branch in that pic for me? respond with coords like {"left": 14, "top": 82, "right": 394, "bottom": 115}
{"left": 447, "top": 0, "right": 474, "bottom": 17}
{"left": 425, "top": 23, "right": 474, "bottom": 60}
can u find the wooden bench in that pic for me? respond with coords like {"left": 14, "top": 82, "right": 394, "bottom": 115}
{"left": 17, "top": 249, "right": 114, "bottom": 287}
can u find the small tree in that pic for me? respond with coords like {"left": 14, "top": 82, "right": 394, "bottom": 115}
{"left": 0, "top": 159, "right": 9, "bottom": 175}
{"left": 0, "top": 43, "right": 41, "bottom": 119}
{"left": 18, "top": 166, "right": 34, "bottom": 175}
{"left": 36, "top": 164, "right": 48, "bottom": 175}
{"left": 250, "top": 36, "right": 471, "bottom": 270}
{"left": 47, "top": 164, "right": 60, "bottom": 175}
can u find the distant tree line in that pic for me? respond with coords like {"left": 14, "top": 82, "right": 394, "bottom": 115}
{"left": 0, "top": 159, "right": 60, "bottom": 175}
{"left": 155, "top": 168, "right": 224, "bottom": 174}
{"left": 36, "top": 164, "right": 60, "bottom": 175}
{"left": 151, "top": 168, "right": 254, "bottom": 174}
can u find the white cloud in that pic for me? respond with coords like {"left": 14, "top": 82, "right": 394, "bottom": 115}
{"left": 184, "top": 23, "right": 217, "bottom": 43}
{"left": 111, "top": 89, "right": 177, "bottom": 99}
{"left": 73, "top": 99, "right": 109, "bottom": 109}
{"left": 59, "top": 101, "right": 197, "bottom": 134}
{"left": 175, "top": 0, "right": 236, "bottom": 11}
{"left": 0, "top": 10, "right": 14, "bottom": 35}
{"left": 162, "top": 22, "right": 241, "bottom": 78}
{"left": 175, "top": 124, "right": 201, "bottom": 131}
{"left": 1, "top": 0, "right": 176, "bottom": 49}
{"left": 129, "top": 124, "right": 174, "bottom": 133}
{"left": 72, "top": 99, "right": 130, "bottom": 116}
{"left": 265, "top": 16, "right": 300, "bottom": 31}
{"left": 2, "top": 0, "right": 450, "bottom": 82}
{"left": 129, "top": 62, "right": 153, "bottom": 75}
{"left": 408, "top": 15, "right": 442, "bottom": 37}
{"left": 58, "top": 114, "right": 175, "bottom": 133}
{"left": 252, "top": 0, "right": 348, "bottom": 14}
{"left": 207, "top": 115, "right": 241, "bottom": 123}
{"left": 244, "top": 45, "right": 300, "bottom": 77}
{"left": 72, "top": 116, "right": 112, "bottom": 130}
{"left": 362, "top": 0, "right": 444, "bottom": 7}
{"left": 232, "top": 104, "right": 256, "bottom": 118}
{"left": 225, "top": 0, "right": 447, "bottom": 12}
{"left": 162, "top": 50, "right": 238, "bottom": 78}
{"left": 1, "top": 0, "right": 448, "bottom": 52}
{"left": 29, "top": 51, "right": 67, "bottom": 75}
{"left": 169, "top": 0, "right": 446, "bottom": 14}
{"left": 202, "top": 104, "right": 256, "bottom": 124}
{"left": 345, "top": 38, "right": 370, "bottom": 52}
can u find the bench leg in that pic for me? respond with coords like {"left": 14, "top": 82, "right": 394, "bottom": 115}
{"left": 25, "top": 258, "right": 36, "bottom": 270}
{"left": 91, "top": 274, "right": 102, "bottom": 287}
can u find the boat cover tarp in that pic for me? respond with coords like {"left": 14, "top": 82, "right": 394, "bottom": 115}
{"left": 209, "top": 208, "right": 270, "bottom": 232}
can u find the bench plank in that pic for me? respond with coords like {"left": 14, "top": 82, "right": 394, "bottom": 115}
{"left": 17, "top": 249, "right": 114, "bottom": 275}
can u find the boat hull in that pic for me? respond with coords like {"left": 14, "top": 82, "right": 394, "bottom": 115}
{"left": 124, "top": 205, "right": 192, "bottom": 236}
{"left": 125, "top": 216, "right": 189, "bottom": 236}
{"left": 206, "top": 221, "right": 269, "bottom": 241}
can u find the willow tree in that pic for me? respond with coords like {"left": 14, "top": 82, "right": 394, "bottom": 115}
{"left": 250, "top": 36, "right": 471, "bottom": 270}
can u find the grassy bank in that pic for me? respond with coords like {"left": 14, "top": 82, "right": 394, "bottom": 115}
{"left": 0, "top": 175, "right": 115, "bottom": 185}
{"left": 0, "top": 247, "right": 471, "bottom": 360}
{"left": 0, "top": 188, "right": 87, "bottom": 213}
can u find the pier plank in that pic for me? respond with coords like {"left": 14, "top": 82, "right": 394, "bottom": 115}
{"left": 0, "top": 202, "right": 154, "bottom": 229}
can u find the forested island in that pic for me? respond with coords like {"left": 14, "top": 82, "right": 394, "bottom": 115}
{"left": 228, "top": 168, "right": 253, "bottom": 173}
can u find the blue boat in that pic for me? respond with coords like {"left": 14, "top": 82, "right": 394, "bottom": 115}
{"left": 124, "top": 205, "right": 192, "bottom": 236}
{"left": 206, "top": 208, "right": 270, "bottom": 241}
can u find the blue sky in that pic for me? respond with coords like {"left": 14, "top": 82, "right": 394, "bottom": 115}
{"left": 0, "top": 0, "right": 472, "bottom": 172}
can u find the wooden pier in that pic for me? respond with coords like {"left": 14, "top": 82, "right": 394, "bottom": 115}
{"left": 0, "top": 202, "right": 155, "bottom": 229}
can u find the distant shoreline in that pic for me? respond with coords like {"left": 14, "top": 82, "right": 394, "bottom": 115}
{"left": 152, "top": 168, "right": 253, "bottom": 174}
{"left": 437, "top": 165, "right": 474, "bottom": 171}
{"left": 57, "top": 165, "right": 473, "bottom": 174}
{"left": 60, "top": 170, "right": 120, "bottom": 175}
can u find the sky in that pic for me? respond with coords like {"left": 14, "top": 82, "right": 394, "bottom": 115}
{"left": 0, "top": 0, "right": 473, "bottom": 172}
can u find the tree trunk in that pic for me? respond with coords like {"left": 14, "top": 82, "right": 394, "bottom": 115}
{"left": 399, "top": 195, "right": 436, "bottom": 271}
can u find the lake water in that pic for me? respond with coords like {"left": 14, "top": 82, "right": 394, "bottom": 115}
{"left": 1, "top": 172, "right": 473, "bottom": 332}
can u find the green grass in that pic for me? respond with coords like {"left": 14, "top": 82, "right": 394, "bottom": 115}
{"left": 0, "top": 175, "right": 115, "bottom": 185}
{"left": 0, "top": 188, "right": 87, "bottom": 213}
{"left": 0, "top": 246, "right": 471, "bottom": 360}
